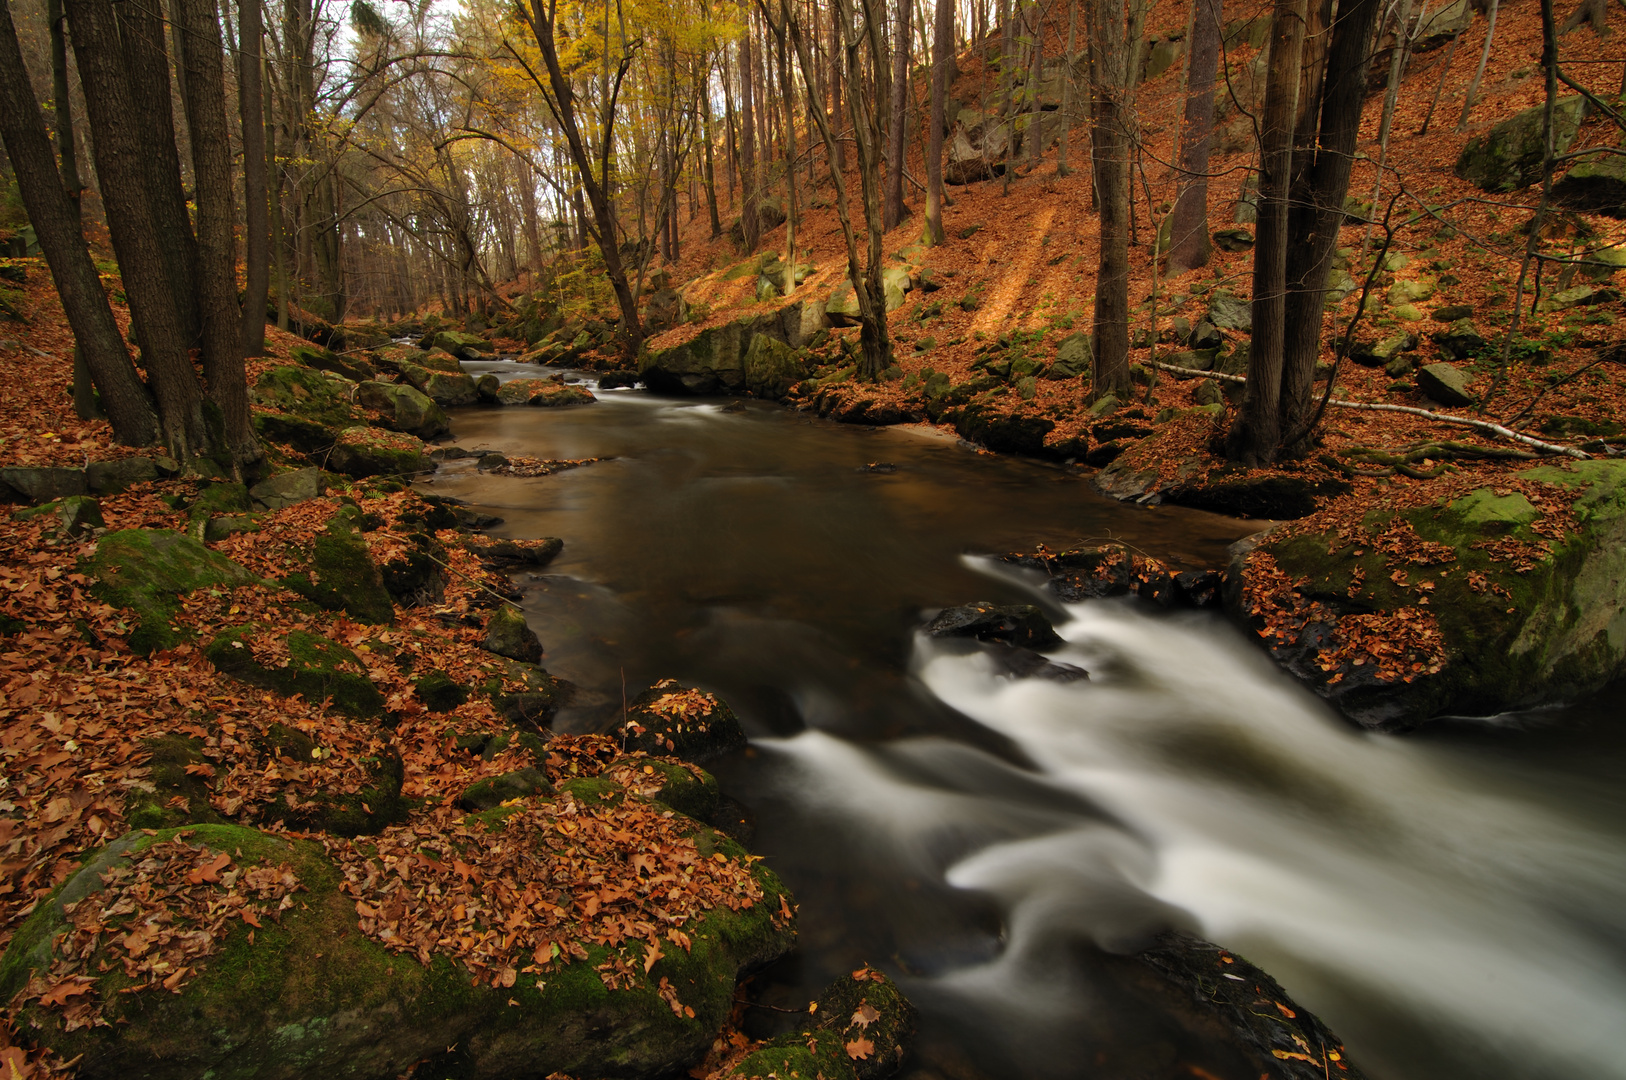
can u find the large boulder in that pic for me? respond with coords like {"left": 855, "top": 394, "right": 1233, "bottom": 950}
{"left": 327, "top": 427, "right": 435, "bottom": 479}
{"left": 742, "top": 334, "right": 807, "bottom": 399}
{"left": 290, "top": 343, "right": 373, "bottom": 383}
{"left": 1050, "top": 333, "right": 1090, "bottom": 379}
{"left": 1553, "top": 151, "right": 1626, "bottom": 217}
{"left": 248, "top": 467, "right": 324, "bottom": 511}
{"left": 721, "top": 968, "right": 916, "bottom": 1080}
{"left": 355, "top": 381, "right": 449, "bottom": 439}
{"left": 1417, "top": 362, "right": 1475, "bottom": 407}
{"left": 1226, "top": 461, "right": 1626, "bottom": 728}
{"left": 0, "top": 816, "right": 796, "bottom": 1080}
{"left": 249, "top": 366, "right": 355, "bottom": 429}
{"left": 85, "top": 456, "right": 159, "bottom": 494}
{"left": 207, "top": 624, "right": 387, "bottom": 717}
{"left": 422, "top": 329, "right": 492, "bottom": 359}
{"left": 645, "top": 287, "right": 688, "bottom": 332}
{"left": 280, "top": 504, "right": 395, "bottom": 624}
{"left": 86, "top": 529, "right": 258, "bottom": 653}
{"left": 1456, "top": 96, "right": 1587, "bottom": 193}
{"left": 617, "top": 681, "right": 748, "bottom": 761}
{"left": 483, "top": 605, "right": 542, "bottom": 664}
{"left": 639, "top": 314, "right": 787, "bottom": 396}
{"left": 0, "top": 466, "right": 86, "bottom": 505}
{"left": 398, "top": 363, "right": 480, "bottom": 407}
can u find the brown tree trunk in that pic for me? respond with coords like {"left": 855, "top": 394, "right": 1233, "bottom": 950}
{"left": 701, "top": 64, "right": 724, "bottom": 237}
{"left": 113, "top": 0, "right": 200, "bottom": 343}
{"left": 1089, "top": 0, "right": 1132, "bottom": 399}
{"left": 924, "top": 0, "right": 952, "bottom": 243}
{"left": 46, "top": 0, "right": 83, "bottom": 223}
{"left": 766, "top": 1, "right": 800, "bottom": 293}
{"left": 830, "top": 1, "right": 845, "bottom": 170}
{"left": 1027, "top": 0, "right": 1046, "bottom": 164}
{"left": 1165, "top": 0, "right": 1221, "bottom": 275}
{"left": 885, "top": 0, "right": 912, "bottom": 228}
{"left": 64, "top": 0, "right": 208, "bottom": 457}
{"left": 0, "top": 0, "right": 157, "bottom": 446}
{"left": 518, "top": 157, "right": 544, "bottom": 269}
{"left": 239, "top": 0, "right": 270, "bottom": 356}
{"left": 1230, "top": 0, "right": 1306, "bottom": 466}
{"left": 741, "top": 10, "right": 762, "bottom": 249}
{"left": 176, "top": 0, "right": 259, "bottom": 472}
{"left": 1278, "top": 0, "right": 1380, "bottom": 452}
{"left": 1057, "top": 0, "right": 1077, "bottom": 174}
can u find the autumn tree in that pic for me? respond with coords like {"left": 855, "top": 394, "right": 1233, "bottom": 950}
{"left": 1165, "top": 0, "right": 1222, "bottom": 276}
{"left": 1088, "top": 0, "right": 1141, "bottom": 399}
{"left": 923, "top": 0, "right": 952, "bottom": 245}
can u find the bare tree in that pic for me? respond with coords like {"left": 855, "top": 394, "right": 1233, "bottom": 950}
{"left": 924, "top": 0, "right": 953, "bottom": 243}
{"left": 1165, "top": 0, "right": 1222, "bottom": 275}
{"left": 240, "top": 0, "right": 271, "bottom": 355}
{"left": 1088, "top": 0, "right": 1136, "bottom": 398}
{"left": 885, "top": 0, "right": 912, "bottom": 227}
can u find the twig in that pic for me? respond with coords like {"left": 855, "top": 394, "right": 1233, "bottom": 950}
{"left": 420, "top": 549, "right": 526, "bottom": 609}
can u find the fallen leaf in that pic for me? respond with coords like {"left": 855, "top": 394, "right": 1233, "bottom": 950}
{"left": 845, "top": 1037, "right": 874, "bottom": 1061}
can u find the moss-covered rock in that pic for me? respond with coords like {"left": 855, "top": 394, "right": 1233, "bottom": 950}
{"left": 619, "top": 681, "right": 747, "bottom": 762}
{"left": 12, "top": 494, "right": 104, "bottom": 537}
{"left": 413, "top": 668, "right": 469, "bottom": 712}
{"left": 249, "top": 366, "right": 356, "bottom": 429}
{"left": 483, "top": 605, "right": 542, "bottom": 663}
{"left": 458, "top": 767, "right": 553, "bottom": 811}
{"left": 206, "top": 625, "right": 386, "bottom": 718}
{"left": 743, "top": 333, "right": 808, "bottom": 399}
{"left": 723, "top": 969, "right": 916, "bottom": 1080}
{"left": 290, "top": 343, "right": 374, "bottom": 383}
{"left": 1228, "top": 460, "right": 1626, "bottom": 728}
{"left": 1455, "top": 96, "right": 1587, "bottom": 193}
{"left": 280, "top": 505, "right": 395, "bottom": 625}
{"left": 640, "top": 315, "right": 791, "bottom": 395}
{"left": 327, "top": 426, "right": 434, "bottom": 479}
{"left": 123, "top": 735, "right": 228, "bottom": 830}
{"left": 0, "top": 821, "right": 796, "bottom": 1080}
{"left": 86, "top": 529, "right": 259, "bottom": 653}
{"left": 464, "top": 536, "right": 564, "bottom": 567}
{"left": 252, "top": 411, "right": 337, "bottom": 455}
{"left": 645, "top": 760, "right": 721, "bottom": 821}
{"left": 354, "top": 381, "right": 449, "bottom": 439}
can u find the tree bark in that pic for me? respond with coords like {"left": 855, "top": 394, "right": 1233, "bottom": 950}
{"left": 113, "top": 0, "right": 200, "bottom": 342}
{"left": 1057, "top": 0, "right": 1077, "bottom": 174}
{"left": 239, "top": 0, "right": 270, "bottom": 356}
{"left": 64, "top": 0, "right": 208, "bottom": 457}
{"left": 176, "top": 0, "right": 259, "bottom": 472}
{"left": 885, "top": 0, "right": 912, "bottom": 228}
{"left": 1456, "top": 0, "right": 1498, "bottom": 128}
{"left": 46, "top": 0, "right": 84, "bottom": 223}
{"left": 701, "top": 60, "right": 724, "bottom": 236}
{"left": 765, "top": 1, "right": 800, "bottom": 293}
{"left": 924, "top": 0, "right": 952, "bottom": 243}
{"left": 1027, "top": 0, "right": 1046, "bottom": 164}
{"left": 1230, "top": 0, "right": 1305, "bottom": 466}
{"left": 1278, "top": 0, "right": 1381, "bottom": 452}
{"left": 849, "top": 0, "right": 895, "bottom": 377}
{"left": 1165, "top": 0, "right": 1221, "bottom": 275}
{"left": 1089, "top": 0, "right": 1133, "bottom": 399}
{"left": 0, "top": 0, "right": 157, "bottom": 445}
{"left": 741, "top": 8, "right": 762, "bottom": 249}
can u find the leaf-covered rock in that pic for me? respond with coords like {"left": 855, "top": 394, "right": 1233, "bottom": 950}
{"left": 483, "top": 605, "right": 542, "bottom": 664}
{"left": 206, "top": 625, "right": 386, "bottom": 718}
{"left": 86, "top": 529, "right": 259, "bottom": 653}
{"left": 618, "top": 681, "right": 748, "bottom": 762}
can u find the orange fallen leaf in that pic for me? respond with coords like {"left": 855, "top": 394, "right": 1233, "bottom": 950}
{"left": 845, "top": 1037, "right": 874, "bottom": 1061}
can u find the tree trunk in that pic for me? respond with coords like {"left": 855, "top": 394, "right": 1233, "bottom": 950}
{"left": 741, "top": 11, "right": 762, "bottom": 249}
{"left": 1165, "top": 0, "right": 1221, "bottom": 275}
{"left": 64, "top": 0, "right": 208, "bottom": 457}
{"left": 830, "top": 0, "right": 845, "bottom": 170}
{"left": 1230, "top": 0, "right": 1306, "bottom": 466}
{"left": 1088, "top": 0, "right": 1133, "bottom": 399}
{"left": 518, "top": 157, "right": 544, "bottom": 269}
{"left": 0, "top": 0, "right": 157, "bottom": 445}
{"left": 112, "top": 0, "right": 200, "bottom": 343}
{"left": 702, "top": 64, "right": 724, "bottom": 236}
{"left": 1057, "top": 0, "right": 1077, "bottom": 174}
{"left": 886, "top": 0, "right": 912, "bottom": 228}
{"left": 1456, "top": 0, "right": 1498, "bottom": 128}
{"left": 1362, "top": 0, "right": 1416, "bottom": 254}
{"left": 924, "top": 0, "right": 952, "bottom": 243}
{"left": 768, "top": 3, "right": 800, "bottom": 293}
{"left": 1279, "top": 0, "right": 1380, "bottom": 452}
{"left": 46, "top": 0, "right": 83, "bottom": 223}
{"left": 176, "top": 0, "right": 258, "bottom": 472}
{"left": 1000, "top": 0, "right": 1014, "bottom": 194}
{"left": 239, "top": 0, "right": 270, "bottom": 356}
{"left": 1027, "top": 0, "right": 1046, "bottom": 164}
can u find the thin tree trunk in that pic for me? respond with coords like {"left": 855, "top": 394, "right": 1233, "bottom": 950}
{"left": 1165, "top": 0, "right": 1221, "bottom": 274}
{"left": 925, "top": 0, "right": 952, "bottom": 243}
{"left": 886, "top": 0, "right": 912, "bottom": 227}
{"left": 1001, "top": 0, "right": 1014, "bottom": 194}
{"left": 64, "top": 0, "right": 208, "bottom": 457}
{"left": 1027, "top": 0, "right": 1046, "bottom": 164}
{"left": 46, "top": 0, "right": 83, "bottom": 223}
{"left": 518, "top": 157, "right": 543, "bottom": 270}
{"left": 1363, "top": 0, "right": 1416, "bottom": 255}
{"left": 741, "top": 10, "right": 762, "bottom": 249}
{"left": 1230, "top": 0, "right": 1306, "bottom": 466}
{"left": 1057, "top": 0, "right": 1077, "bottom": 174}
{"left": 767, "top": 2, "right": 800, "bottom": 293}
{"left": 1456, "top": 0, "right": 1498, "bottom": 129}
{"left": 702, "top": 62, "right": 723, "bottom": 236}
{"left": 1418, "top": 28, "right": 1462, "bottom": 135}
{"left": 239, "top": 0, "right": 270, "bottom": 356}
{"left": 0, "top": 0, "right": 157, "bottom": 445}
{"left": 1089, "top": 0, "right": 1132, "bottom": 399}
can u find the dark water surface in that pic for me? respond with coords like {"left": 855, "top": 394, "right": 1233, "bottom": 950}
{"left": 424, "top": 366, "right": 1626, "bottom": 1080}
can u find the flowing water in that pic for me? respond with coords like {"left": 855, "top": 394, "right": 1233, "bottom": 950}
{"left": 425, "top": 362, "right": 1626, "bottom": 1080}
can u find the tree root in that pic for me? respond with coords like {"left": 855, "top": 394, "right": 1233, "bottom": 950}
{"left": 1320, "top": 439, "right": 1540, "bottom": 479}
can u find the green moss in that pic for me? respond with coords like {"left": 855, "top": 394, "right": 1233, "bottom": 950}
{"left": 414, "top": 669, "right": 469, "bottom": 712}
{"left": 249, "top": 365, "right": 355, "bottom": 429}
{"left": 647, "top": 761, "right": 721, "bottom": 821}
{"left": 124, "top": 735, "right": 227, "bottom": 830}
{"left": 85, "top": 529, "right": 260, "bottom": 653}
{"left": 206, "top": 625, "right": 386, "bottom": 718}
{"left": 281, "top": 507, "right": 395, "bottom": 625}
{"left": 559, "top": 775, "right": 626, "bottom": 807}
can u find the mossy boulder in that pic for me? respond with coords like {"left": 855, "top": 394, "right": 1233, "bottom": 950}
{"left": 413, "top": 668, "right": 469, "bottom": 712}
{"left": 86, "top": 529, "right": 259, "bottom": 653}
{"left": 464, "top": 536, "right": 564, "bottom": 567}
{"left": 457, "top": 767, "right": 553, "bottom": 811}
{"left": 483, "top": 605, "right": 543, "bottom": 664}
{"left": 13, "top": 494, "right": 104, "bottom": 537}
{"left": 618, "top": 682, "right": 748, "bottom": 762}
{"left": 253, "top": 724, "right": 410, "bottom": 834}
{"left": 641, "top": 314, "right": 789, "bottom": 396}
{"left": 723, "top": 969, "right": 916, "bottom": 1080}
{"left": 249, "top": 366, "right": 355, "bottom": 429}
{"left": 531, "top": 385, "right": 596, "bottom": 407}
{"left": 354, "top": 381, "right": 449, "bottom": 439}
{"left": 280, "top": 505, "right": 395, "bottom": 624}
{"left": 290, "top": 343, "right": 373, "bottom": 383}
{"left": 644, "top": 760, "right": 722, "bottom": 821}
{"left": 328, "top": 427, "right": 434, "bottom": 479}
{"left": 205, "top": 626, "right": 386, "bottom": 718}
{"left": 743, "top": 333, "right": 808, "bottom": 399}
{"left": 0, "top": 820, "right": 796, "bottom": 1080}
{"left": 423, "top": 329, "right": 491, "bottom": 357}
{"left": 123, "top": 735, "right": 228, "bottom": 830}
{"left": 949, "top": 404, "right": 1056, "bottom": 457}
{"left": 1455, "top": 96, "right": 1587, "bottom": 193}
{"left": 1228, "top": 460, "right": 1626, "bottom": 728}
{"left": 252, "top": 412, "right": 337, "bottom": 455}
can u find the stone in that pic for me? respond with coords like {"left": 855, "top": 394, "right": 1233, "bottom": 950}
{"left": 1351, "top": 333, "right": 1416, "bottom": 367}
{"left": 721, "top": 969, "right": 916, "bottom": 1080}
{"left": 1576, "top": 245, "right": 1626, "bottom": 281}
{"left": 208, "top": 625, "right": 386, "bottom": 717}
{"left": 248, "top": 467, "right": 325, "bottom": 510}
{"left": 281, "top": 505, "right": 395, "bottom": 625}
{"left": 87, "top": 529, "right": 259, "bottom": 653}
{"left": 616, "top": 681, "right": 748, "bottom": 762}
{"left": 1432, "top": 318, "right": 1487, "bottom": 360}
{"left": 1542, "top": 284, "right": 1618, "bottom": 311}
{"left": 417, "top": 371, "right": 479, "bottom": 407}
{"left": 924, "top": 601, "right": 1063, "bottom": 648}
{"left": 424, "top": 329, "right": 492, "bottom": 357}
{"left": 0, "top": 820, "right": 796, "bottom": 1080}
{"left": 645, "top": 287, "right": 688, "bottom": 332}
{"left": 0, "top": 467, "right": 87, "bottom": 505}
{"left": 1229, "top": 460, "right": 1626, "bottom": 728}
{"left": 528, "top": 385, "right": 596, "bottom": 407}
{"left": 742, "top": 333, "right": 807, "bottom": 399}
{"left": 1194, "top": 378, "right": 1223, "bottom": 406}
{"left": 1206, "top": 292, "right": 1251, "bottom": 331}
{"left": 639, "top": 314, "right": 788, "bottom": 396}
{"left": 253, "top": 412, "right": 336, "bottom": 454}
{"left": 1553, "top": 151, "right": 1626, "bottom": 217}
{"left": 1431, "top": 303, "right": 1475, "bottom": 322}
{"left": 85, "top": 457, "right": 158, "bottom": 494}
{"left": 484, "top": 605, "right": 542, "bottom": 664}
{"left": 1051, "top": 332, "right": 1091, "bottom": 378}
{"left": 290, "top": 343, "right": 373, "bottom": 382}
{"left": 13, "top": 495, "right": 104, "bottom": 537}
{"left": 249, "top": 365, "right": 356, "bottom": 429}
{"left": 1089, "top": 394, "right": 1120, "bottom": 418}
{"left": 781, "top": 299, "right": 829, "bottom": 348}
{"left": 1189, "top": 319, "right": 1224, "bottom": 351}
{"left": 327, "top": 427, "right": 434, "bottom": 479}
{"left": 1391, "top": 303, "right": 1425, "bottom": 322}
{"left": 1388, "top": 279, "right": 1434, "bottom": 305}
{"left": 458, "top": 767, "right": 554, "bottom": 811}
{"left": 1211, "top": 228, "right": 1254, "bottom": 252}
{"left": 1417, "top": 362, "right": 1475, "bottom": 406}
{"left": 464, "top": 537, "right": 564, "bottom": 566}
{"left": 1384, "top": 355, "right": 1415, "bottom": 378}
{"left": 203, "top": 514, "right": 259, "bottom": 542}
{"left": 1325, "top": 267, "right": 1359, "bottom": 302}
{"left": 825, "top": 280, "right": 862, "bottom": 326}
{"left": 881, "top": 266, "right": 912, "bottom": 312}
{"left": 355, "top": 381, "right": 449, "bottom": 439}
{"left": 950, "top": 405, "right": 1056, "bottom": 456}
{"left": 1167, "top": 349, "right": 1216, "bottom": 371}
{"left": 1456, "top": 95, "right": 1587, "bottom": 193}
{"left": 413, "top": 669, "right": 469, "bottom": 712}
{"left": 476, "top": 373, "right": 501, "bottom": 401}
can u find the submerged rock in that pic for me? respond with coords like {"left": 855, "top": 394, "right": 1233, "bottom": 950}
{"left": 925, "top": 602, "right": 1064, "bottom": 648}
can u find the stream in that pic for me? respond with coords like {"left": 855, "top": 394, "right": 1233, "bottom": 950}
{"left": 422, "top": 362, "right": 1626, "bottom": 1080}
